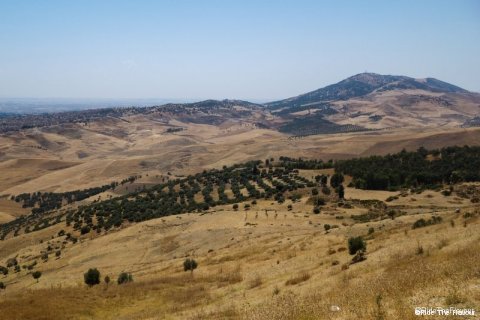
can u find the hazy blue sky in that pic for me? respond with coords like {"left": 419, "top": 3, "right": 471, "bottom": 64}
{"left": 0, "top": 0, "right": 479, "bottom": 100}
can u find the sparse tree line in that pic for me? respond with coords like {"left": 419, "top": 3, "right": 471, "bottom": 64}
{"left": 0, "top": 176, "right": 141, "bottom": 240}
{"left": 12, "top": 175, "right": 141, "bottom": 215}
{"left": 0, "top": 257, "right": 200, "bottom": 291}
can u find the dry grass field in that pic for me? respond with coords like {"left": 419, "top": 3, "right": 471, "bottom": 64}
{"left": 0, "top": 183, "right": 479, "bottom": 319}
{"left": 0, "top": 113, "right": 480, "bottom": 319}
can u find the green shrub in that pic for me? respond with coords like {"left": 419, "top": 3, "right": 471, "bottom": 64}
{"left": 80, "top": 226, "right": 91, "bottom": 235}
{"left": 412, "top": 216, "right": 442, "bottom": 229}
{"left": 0, "top": 282, "right": 5, "bottom": 290}
{"left": 32, "top": 271, "right": 42, "bottom": 282}
{"left": 183, "top": 258, "right": 198, "bottom": 273}
{"left": 348, "top": 236, "right": 366, "bottom": 255}
{"left": 84, "top": 268, "right": 100, "bottom": 286}
{"left": 117, "top": 272, "right": 133, "bottom": 285}
{"left": 330, "top": 173, "right": 344, "bottom": 188}
{"left": 322, "top": 186, "right": 331, "bottom": 195}
{"left": 0, "top": 266, "right": 8, "bottom": 275}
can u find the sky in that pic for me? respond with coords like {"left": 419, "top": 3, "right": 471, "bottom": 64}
{"left": 0, "top": 0, "right": 479, "bottom": 101}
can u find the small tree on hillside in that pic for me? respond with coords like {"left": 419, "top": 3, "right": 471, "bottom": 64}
{"left": 183, "top": 258, "right": 198, "bottom": 274}
{"left": 348, "top": 236, "right": 366, "bottom": 255}
{"left": 32, "top": 271, "right": 42, "bottom": 282}
{"left": 117, "top": 272, "right": 133, "bottom": 285}
{"left": 84, "top": 268, "right": 100, "bottom": 287}
{"left": 330, "top": 173, "right": 344, "bottom": 189}
{"left": 337, "top": 185, "right": 345, "bottom": 200}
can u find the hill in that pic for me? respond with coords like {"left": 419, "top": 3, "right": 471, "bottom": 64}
{"left": 266, "top": 72, "right": 468, "bottom": 111}
{"left": 0, "top": 148, "right": 479, "bottom": 319}
{"left": 264, "top": 73, "right": 480, "bottom": 136}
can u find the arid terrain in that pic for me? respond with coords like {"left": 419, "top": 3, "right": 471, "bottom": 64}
{"left": 0, "top": 73, "right": 479, "bottom": 319}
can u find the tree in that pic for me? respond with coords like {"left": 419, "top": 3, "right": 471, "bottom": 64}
{"left": 117, "top": 272, "right": 133, "bottom": 285}
{"left": 104, "top": 275, "right": 110, "bottom": 285}
{"left": 348, "top": 237, "right": 366, "bottom": 255}
{"left": 32, "top": 271, "right": 42, "bottom": 282}
{"left": 183, "top": 258, "right": 198, "bottom": 274}
{"left": 330, "top": 173, "right": 344, "bottom": 188}
{"left": 84, "top": 268, "right": 100, "bottom": 287}
{"left": 337, "top": 185, "right": 345, "bottom": 199}
{"left": 233, "top": 204, "right": 239, "bottom": 211}
{"left": 81, "top": 225, "right": 91, "bottom": 235}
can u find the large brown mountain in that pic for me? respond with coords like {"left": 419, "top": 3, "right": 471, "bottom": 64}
{"left": 266, "top": 73, "right": 480, "bottom": 135}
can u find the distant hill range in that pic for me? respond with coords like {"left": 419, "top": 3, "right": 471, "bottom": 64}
{"left": 0, "top": 73, "right": 478, "bottom": 136}
{"left": 265, "top": 73, "right": 480, "bottom": 135}
{"left": 265, "top": 73, "right": 468, "bottom": 110}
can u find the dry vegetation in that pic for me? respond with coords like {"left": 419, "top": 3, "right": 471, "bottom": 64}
{"left": 1, "top": 110, "right": 480, "bottom": 319}
{"left": 0, "top": 192, "right": 478, "bottom": 319}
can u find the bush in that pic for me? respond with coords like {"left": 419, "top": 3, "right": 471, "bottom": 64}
{"left": 0, "top": 266, "right": 8, "bottom": 275}
{"left": 348, "top": 236, "right": 366, "bottom": 255}
{"left": 322, "top": 186, "right": 331, "bottom": 195}
{"left": 413, "top": 218, "right": 427, "bottom": 229}
{"left": 0, "top": 281, "right": 5, "bottom": 289}
{"left": 55, "top": 250, "right": 61, "bottom": 257}
{"left": 412, "top": 216, "right": 442, "bottom": 229}
{"left": 104, "top": 275, "right": 110, "bottom": 285}
{"left": 311, "top": 188, "right": 318, "bottom": 196}
{"left": 233, "top": 204, "right": 239, "bottom": 211}
{"left": 351, "top": 250, "right": 366, "bottom": 264}
{"left": 313, "top": 207, "right": 320, "bottom": 214}
{"left": 183, "top": 258, "right": 198, "bottom": 273}
{"left": 80, "top": 225, "right": 91, "bottom": 235}
{"left": 32, "top": 271, "right": 42, "bottom": 282}
{"left": 117, "top": 272, "right": 133, "bottom": 285}
{"left": 324, "top": 224, "right": 331, "bottom": 231}
{"left": 368, "top": 227, "right": 375, "bottom": 235}
{"left": 337, "top": 185, "right": 345, "bottom": 199}
{"left": 84, "top": 268, "right": 100, "bottom": 286}
{"left": 330, "top": 173, "right": 344, "bottom": 188}
{"left": 6, "top": 258, "right": 17, "bottom": 268}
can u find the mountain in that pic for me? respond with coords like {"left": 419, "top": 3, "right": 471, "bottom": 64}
{"left": 265, "top": 72, "right": 468, "bottom": 111}
{"left": 265, "top": 73, "right": 480, "bottom": 136}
